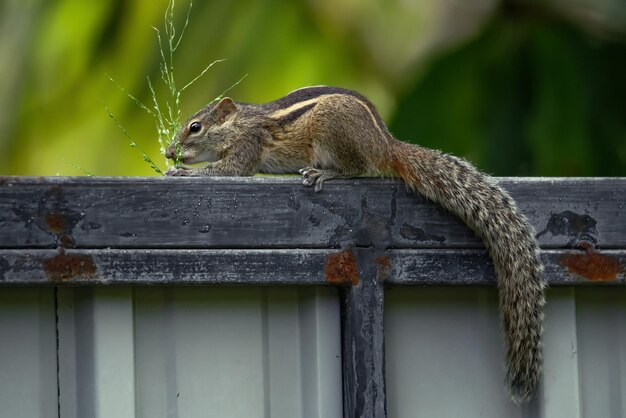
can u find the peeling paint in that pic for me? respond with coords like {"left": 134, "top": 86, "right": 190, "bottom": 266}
{"left": 325, "top": 250, "right": 359, "bottom": 286}
{"left": 11, "top": 186, "right": 84, "bottom": 247}
{"left": 538, "top": 210, "right": 598, "bottom": 244}
{"left": 561, "top": 249, "right": 622, "bottom": 282}
{"left": 400, "top": 223, "right": 445, "bottom": 243}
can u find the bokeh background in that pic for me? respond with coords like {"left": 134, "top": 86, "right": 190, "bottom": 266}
{"left": 1, "top": 0, "right": 625, "bottom": 176}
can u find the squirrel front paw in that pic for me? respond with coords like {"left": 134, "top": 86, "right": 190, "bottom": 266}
{"left": 165, "top": 166, "right": 193, "bottom": 176}
{"left": 299, "top": 167, "right": 343, "bottom": 192}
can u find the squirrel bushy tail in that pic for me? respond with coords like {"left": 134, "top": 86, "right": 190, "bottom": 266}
{"left": 389, "top": 140, "right": 545, "bottom": 403}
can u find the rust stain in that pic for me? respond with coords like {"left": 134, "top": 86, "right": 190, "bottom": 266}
{"left": 375, "top": 256, "right": 391, "bottom": 282}
{"left": 561, "top": 249, "right": 622, "bottom": 282}
{"left": 44, "top": 211, "right": 76, "bottom": 247}
{"left": 42, "top": 251, "right": 97, "bottom": 282}
{"left": 58, "top": 234, "right": 75, "bottom": 248}
{"left": 325, "top": 250, "right": 359, "bottom": 286}
{"left": 45, "top": 212, "right": 67, "bottom": 234}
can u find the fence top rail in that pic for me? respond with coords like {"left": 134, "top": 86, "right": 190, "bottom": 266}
{"left": 3, "top": 175, "right": 624, "bottom": 184}
{"left": 0, "top": 176, "right": 624, "bottom": 286}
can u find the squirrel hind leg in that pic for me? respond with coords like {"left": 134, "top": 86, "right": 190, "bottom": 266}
{"left": 299, "top": 167, "right": 348, "bottom": 192}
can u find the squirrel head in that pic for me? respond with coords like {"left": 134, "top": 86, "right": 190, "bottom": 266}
{"left": 166, "top": 97, "right": 238, "bottom": 164}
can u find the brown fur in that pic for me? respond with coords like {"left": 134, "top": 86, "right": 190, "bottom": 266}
{"left": 166, "top": 86, "right": 546, "bottom": 403}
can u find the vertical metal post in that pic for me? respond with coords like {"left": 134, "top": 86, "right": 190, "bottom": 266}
{"left": 341, "top": 248, "right": 387, "bottom": 418}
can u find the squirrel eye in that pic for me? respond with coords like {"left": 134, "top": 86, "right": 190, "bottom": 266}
{"left": 189, "top": 122, "right": 202, "bottom": 133}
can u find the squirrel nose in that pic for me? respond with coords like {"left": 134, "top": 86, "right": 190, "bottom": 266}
{"left": 165, "top": 145, "right": 175, "bottom": 159}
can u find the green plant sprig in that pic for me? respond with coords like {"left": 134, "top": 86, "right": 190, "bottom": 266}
{"left": 106, "top": 0, "right": 236, "bottom": 173}
{"left": 102, "top": 101, "right": 164, "bottom": 175}
{"left": 56, "top": 156, "right": 94, "bottom": 176}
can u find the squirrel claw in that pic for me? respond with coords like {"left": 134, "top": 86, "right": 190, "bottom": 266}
{"left": 300, "top": 167, "right": 324, "bottom": 191}
{"left": 300, "top": 167, "right": 342, "bottom": 192}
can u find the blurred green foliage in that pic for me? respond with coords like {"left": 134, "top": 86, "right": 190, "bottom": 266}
{"left": 392, "top": 14, "right": 626, "bottom": 176}
{"left": 0, "top": 0, "right": 624, "bottom": 176}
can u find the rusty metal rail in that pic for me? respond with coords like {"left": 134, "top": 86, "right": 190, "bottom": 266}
{"left": 1, "top": 176, "right": 625, "bottom": 417}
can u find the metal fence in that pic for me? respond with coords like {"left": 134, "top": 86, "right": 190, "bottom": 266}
{"left": 1, "top": 177, "right": 624, "bottom": 418}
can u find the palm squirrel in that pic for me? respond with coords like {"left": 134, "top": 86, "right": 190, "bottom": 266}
{"left": 165, "top": 86, "right": 546, "bottom": 403}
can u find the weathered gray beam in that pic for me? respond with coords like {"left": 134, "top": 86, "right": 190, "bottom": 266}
{"left": 1, "top": 177, "right": 624, "bottom": 250}
{"left": 1, "top": 249, "right": 623, "bottom": 286}
{"left": 0, "top": 249, "right": 330, "bottom": 286}
{"left": 388, "top": 249, "right": 626, "bottom": 285}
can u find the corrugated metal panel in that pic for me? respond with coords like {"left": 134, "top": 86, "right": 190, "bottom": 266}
{"left": 541, "top": 288, "right": 580, "bottom": 417}
{"left": 56, "top": 287, "right": 342, "bottom": 418}
{"left": 0, "top": 289, "right": 58, "bottom": 418}
{"left": 385, "top": 287, "right": 626, "bottom": 418}
{"left": 57, "top": 287, "right": 136, "bottom": 418}
{"left": 576, "top": 288, "right": 626, "bottom": 417}
{"left": 1, "top": 286, "right": 625, "bottom": 417}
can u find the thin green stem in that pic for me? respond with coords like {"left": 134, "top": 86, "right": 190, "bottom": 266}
{"left": 213, "top": 73, "right": 249, "bottom": 102}
{"left": 180, "top": 59, "right": 226, "bottom": 93}
{"left": 102, "top": 101, "right": 164, "bottom": 175}
{"left": 173, "top": 0, "right": 193, "bottom": 51}
{"left": 106, "top": 73, "right": 153, "bottom": 115}
{"left": 56, "top": 156, "right": 94, "bottom": 176}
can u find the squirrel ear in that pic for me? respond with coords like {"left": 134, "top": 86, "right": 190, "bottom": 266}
{"left": 215, "top": 97, "right": 237, "bottom": 124}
